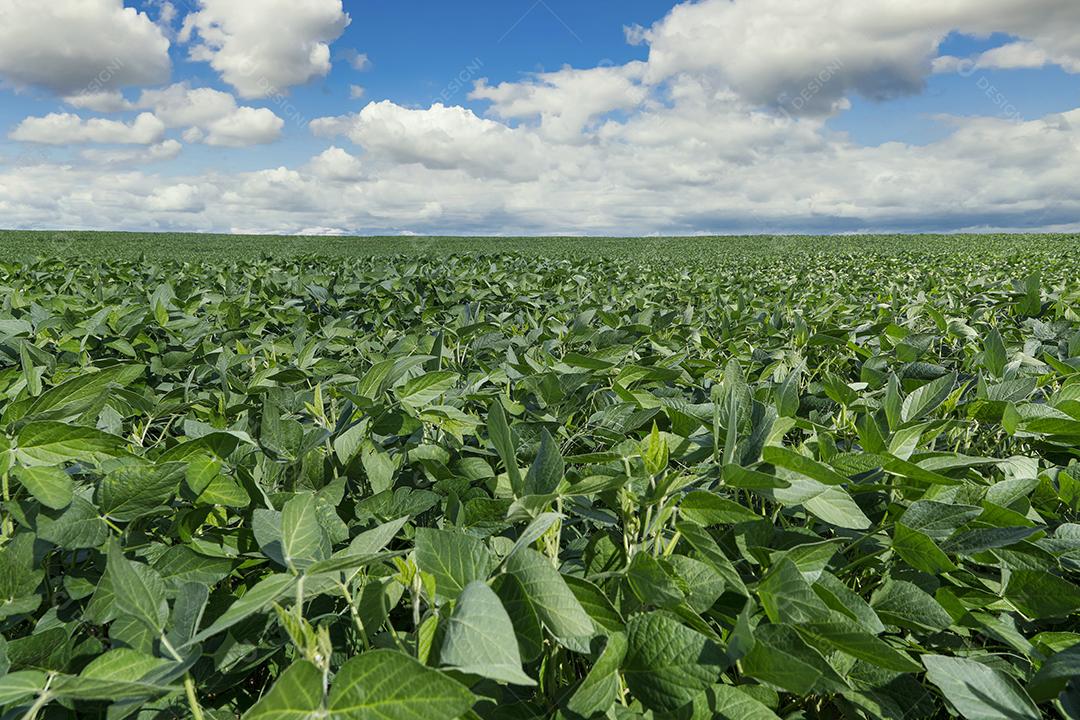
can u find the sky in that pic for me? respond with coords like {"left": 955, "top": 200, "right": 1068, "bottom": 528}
{"left": 0, "top": 0, "right": 1079, "bottom": 236}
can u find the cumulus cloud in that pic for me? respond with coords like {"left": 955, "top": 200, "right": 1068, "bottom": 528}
{"left": 0, "top": 0, "right": 170, "bottom": 95}
{"left": 202, "top": 107, "right": 284, "bottom": 147}
{"left": 146, "top": 183, "right": 205, "bottom": 212}
{"left": 312, "top": 101, "right": 549, "bottom": 181}
{"left": 470, "top": 64, "right": 649, "bottom": 143}
{"left": 180, "top": 0, "right": 351, "bottom": 98}
{"left": 633, "top": 0, "right": 1080, "bottom": 115}
{"left": 80, "top": 140, "right": 183, "bottom": 166}
{"left": 3, "top": 0, "right": 1080, "bottom": 235}
{"left": 63, "top": 91, "right": 135, "bottom": 113}
{"left": 137, "top": 83, "right": 239, "bottom": 128}
{"left": 131, "top": 83, "right": 286, "bottom": 147}
{"left": 10, "top": 113, "right": 166, "bottom": 145}
{"left": 307, "top": 146, "right": 363, "bottom": 181}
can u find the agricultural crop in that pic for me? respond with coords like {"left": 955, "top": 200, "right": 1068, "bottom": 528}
{"left": 0, "top": 235, "right": 1078, "bottom": 719}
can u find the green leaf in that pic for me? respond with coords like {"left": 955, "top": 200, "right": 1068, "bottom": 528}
{"left": 281, "top": 493, "right": 332, "bottom": 572}
{"left": 187, "top": 573, "right": 297, "bottom": 645}
{"left": 26, "top": 364, "right": 144, "bottom": 421}
{"left": 871, "top": 579, "right": 952, "bottom": 633}
{"left": 923, "top": 655, "right": 1040, "bottom": 720}
{"left": 244, "top": 660, "right": 324, "bottom": 719}
{"left": 566, "top": 633, "right": 627, "bottom": 717}
{"left": 34, "top": 495, "right": 108, "bottom": 549}
{"left": 983, "top": 328, "right": 1007, "bottom": 378}
{"left": 97, "top": 462, "right": 185, "bottom": 521}
{"left": 414, "top": 528, "right": 492, "bottom": 602}
{"left": 1004, "top": 569, "right": 1080, "bottom": 619}
{"left": 742, "top": 623, "right": 848, "bottom": 695}
{"left": 758, "top": 558, "right": 830, "bottom": 624}
{"left": 439, "top": 581, "right": 535, "bottom": 686}
{"left": 12, "top": 466, "right": 72, "bottom": 510}
{"left": 640, "top": 422, "right": 669, "bottom": 476}
{"left": 524, "top": 428, "right": 563, "bottom": 496}
{"left": 487, "top": 400, "right": 522, "bottom": 496}
{"left": 698, "top": 684, "right": 782, "bottom": 720}
{"left": 328, "top": 650, "right": 474, "bottom": 720}
{"left": 504, "top": 548, "right": 593, "bottom": 652}
{"left": 763, "top": 446, "right": 848, "bottom": 486}
{"left": 15, "top": 422, "right": 127, "bottom": 466}
{"left": 106, "top": 540, "right": 167, "bottom": 634}
{"left": 893, "top": 524, "right": 956, "bottom": 574}
{"left": 396, "top": 370, "right": 459, "bottom": 410}
{"left": 680, "top": 490, "right": 762, "bottom": 525}
{"left": 624, "top": 612, "right": 729, "bottom": 713}
{"left": 900, "top": 373, "right": 956, "bottom": 424}
{"left": 0, "top": 670, "right": 47, "bottom": 706}
{"left": 1027, "top": 644, "right": 1080, "bottom": 702}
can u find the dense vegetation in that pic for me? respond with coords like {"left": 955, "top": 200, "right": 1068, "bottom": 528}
{"left": 0, "top": 234, "right": 1078, "bottom": 719}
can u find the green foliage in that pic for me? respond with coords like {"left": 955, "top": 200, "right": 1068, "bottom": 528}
{"left": 0, "top": 236, "right": 1079, "bottom": 719}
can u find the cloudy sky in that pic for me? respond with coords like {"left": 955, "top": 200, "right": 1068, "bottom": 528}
{"left": 1, "top": 0, "right": 1079, "bottom": 236}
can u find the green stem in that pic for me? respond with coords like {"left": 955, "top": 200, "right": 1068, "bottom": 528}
{"left": 183, "top": 674, "right": 206, "bottom": 720}
{"left": 1, "top": 468, "right": 12, "bottom": 542}
{"left": 20, "top": 672, "right": 55, "bottom": 720}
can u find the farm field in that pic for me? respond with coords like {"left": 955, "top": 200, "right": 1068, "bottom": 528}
{"left": 0, "top": 233, "right": 1079, "bottom": 719}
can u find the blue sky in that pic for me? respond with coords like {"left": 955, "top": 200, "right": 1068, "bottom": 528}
{"left": 1, "top": 0, "right": 1079, "bottom": 234}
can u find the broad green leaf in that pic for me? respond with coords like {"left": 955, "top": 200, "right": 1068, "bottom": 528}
{"left": 106, "top": 540, "right": 167, "bottom": 634}
{"left": 680, "top": 490, "right": 761, "bottom": 525}
{"left": 26, "top": 364, "right": 144, "bottom": 421}
{"left": 414, "top": 528, "right": 492, "bottom": 602}
{"left": 871, "top": 579, "right": 952, "bottom": 633}
{"left": 281, "top": 493, "right": 332, "bottom": 572}
{"left": 923, "top": 655, "right": 1039, "bottom": 720}
{"left": 763, "top": 446, "right": 848, "bottom": 485}
{"left": 97, "top": 462, "right": 185, "bottom": 521}
{"left": 188, "top": 573, "right": 297, "bottom": 645}
{"left": 900, "top": 373, "right": 957, "bottom": 424}
{"left": 504, "top": 548, "right": 593, "bottom": 652}
{"left": 566, "top": 633, "right": 627, "bottom": 717}
{"left": 524, "top": 429, "right": 564, "bottom": 496}
{"left": 439, "top": 581, "right": 535, "bottom": 686}
{"left": 327, "top": 650, "right": 474, "bottom": 720}
{"left": 16, "top": 422, "right": 127, "bottom": 466}
{"left": 396, "top": 370, "right": 459, "bottom": 409}
{"left": 1027, "top": 644, "right": 1080, "bottom": 702}
{"left": 624, "top": 612, "right": 729, "bottom": 713}
{"left": 1004, "top": 569, "right": 1080, "bottom": 619}
{"left": 487, "top": 400, "right": 522, "bottom": 496}
{"left": 0, "top": 670, "right": 47, "bottom": 706}
{"left": 13, "top": 465, "right": 72, "bottom": 510}
{"left": 244, "top": 660, "right": 324, "bottom": 719}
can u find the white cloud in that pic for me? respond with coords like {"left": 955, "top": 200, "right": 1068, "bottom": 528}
{"left": 634, "top": 0, "right": 1080, "bottom": 114}
{"left": 137, "top": 83, "right": 238, "bottom": 128}
{"left": 130, "top": 83, "right": 286, "bottom": 147}
{"left": 470, "top": 63, "right": 649, "bottom": 143}
{"left": 3, "top": 0, "right": 1080, "bottom": 236}
{"left": 307, "top": 146, "right": 363, "bottom": 181}
{"left": 341, "top": 49, "right": 371, "bottom": 71}
{"left": 936, "top": 41, "right": 1080, "bottom": 75}
{"left": 0, "top": 0, "right": 170, "bottom": 95}
{"left": 146, "top": 183, "right": 204, "bottom": 212}
{"left": 63, "top": 91, "right": 135, "bottom": 113}
{"left": 80, "top": 140, "right": 183, "bottom": 166}
{"left": 180, "top": 0, "right": 351, "bottom": 98}
{"left": 349, "top": 85, "right": 366, "bottom": 100}
{"left": 312, "top": 101, "right": 549, "bottom": 181}
{"left": 10, "top": 112, "right": 165, "bottom": 145}
{"left": 202, "top": 107, "right": 284, "bottom": 147}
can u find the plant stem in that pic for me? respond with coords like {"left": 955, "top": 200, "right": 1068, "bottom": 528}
{"left": 184, "top": 674, "right": 206, "bottom": 720}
